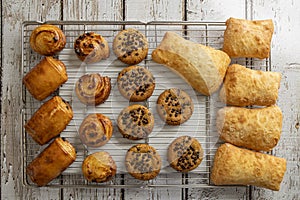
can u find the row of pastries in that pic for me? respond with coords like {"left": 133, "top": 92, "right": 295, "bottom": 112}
{"left": 23, "top": 17, "right": 286, "bottom": 190}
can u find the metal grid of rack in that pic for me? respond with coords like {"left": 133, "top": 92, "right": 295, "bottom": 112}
{"left": 21, "top": 21, "right": 270, "bottom": 188}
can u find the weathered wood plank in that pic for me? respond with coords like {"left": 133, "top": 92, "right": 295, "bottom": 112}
{"left": 1, "top": 0, "right": 61, "bottom": 199}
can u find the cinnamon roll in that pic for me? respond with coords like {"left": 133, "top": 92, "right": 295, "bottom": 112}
{"left": 74, "top": 32, "right": 109, "bottom": 63}
{"left": 30, "top": 24, "right": 66, "bottom": 56}
{"left": 75, "top": 73, "right": 111, "bottom": 106}
{"left": 79, "top": 114, "right": 113, "bottom": 148}
{"left": 23, "top": 57, "right": 68, "bottom": 101}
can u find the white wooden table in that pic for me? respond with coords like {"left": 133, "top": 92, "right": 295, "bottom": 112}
{"left": 1, "top": 1, "right": 299, "bottom": 199}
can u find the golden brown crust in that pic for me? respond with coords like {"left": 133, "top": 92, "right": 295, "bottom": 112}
{"left": 74, "top": 32, "right": 109, "bottom": 63}
{"left": 79, "top": 114, "right": 113, "bottom": 148}
{"left": 82, "top": 152, "right": 116, "bottom": 183}
{"left": 75, "top": 73, "right": 111, "bottom": 106}
{"left": 113, "top": 28, "right": 148, "bottom": 65}
{"left": 125, "top": 144, "right": 161, "bottom": 180}
{"left": 156, "top": 88, "right": 194, "bottom": 125}
{"left": 219, "top": 64, "right": 281, "bottom": 106}
{"left": 26, "top": 137, "right": 76, "bottom": 186}
{"left": 24, "top": 96, "right": 73, "bottom": 145}
{"left": 223, "top": 17, "right": 274, "bottom": 59}
{"left": 151, "top": 31, "right": 230, "bottom": 96}
{"left": 211, "top": 143, "right": 286, "bottom": 191}
{"left": 30, "top": 24, "right": 66, "bottom": 56}
{"left": 216, "top": 105, "right": 283, "bottom": 151}
{"left": 117, "top": 105, "right": 154, "bottom": 140}
{"left": 117, "top": 65, "right": 155, "bottom": 102}
{"left": 168, "top": 136, "right": 203, "bottom": 172}
{"left": 23, "top": 57, "right": 68, "bottom": 101}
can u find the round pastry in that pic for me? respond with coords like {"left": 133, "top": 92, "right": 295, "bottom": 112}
{"left": 156, "top": 88, "right": 194, "bottom": 125}
{"left": 30, "top": 24, "right": 66, "bottom": 56}
{"left": 168, "top": 136, "right": 203, "bottom": 172}
{"left": 74, "top": 32, "right": 109, "bottom": 63}
{"left": 75, "top": 73, "right": 111, "bottom": 106}
{"left": 82, "top": 152, "right": 117, "bottom": 183}
{"left": 113, "top": 28, "right": 148, "bottom": 65}
{"left": 117, "top": 66, "right": 155, "bottom": 102}
{"left": 125, "top": 144, "right": 161, "bottom": 180}
{"left": 117, "top": 105, "right": 154, "bottom": 140}
{"left": 79, "top": 113, "right": 113, "bottom": 148}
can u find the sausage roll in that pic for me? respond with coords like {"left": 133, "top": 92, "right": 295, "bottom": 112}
{"left": 26, "top": 137, "right": 76, "bottom": 186}
{"left": 219, "top": 64, "right": 281, "bottom": 107}
{"left": 30, "top": 24, "right": 66, "bottom": 56}
{"left": 23, "top": 57, "right": 68, "bottom": 101}
{"left": 152, "top": 31, "right": 230, "bottom": 96}
{"left": 223, "top": 17, "right": 274, "bottom": 59}
{"left": 211, "top": 143, "right": 286, "bottom": 191}
{"left": 25, "top": 96, "right": 73, "bottom": 145}
{"left": 216, "top": 105, "right": 283, "bottom": 151}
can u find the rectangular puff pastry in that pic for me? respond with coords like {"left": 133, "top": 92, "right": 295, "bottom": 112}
{"left": 152, "top": 31, "right": 230, "bottom": 96}
{"left": 25, "top": 96, "right": 73, "bottom": 145}
{"left": 26, "top": 137, "right": 76, "bottom": 186}
{"left": 211, "top": 143, "right": 286, "bottom": 191}
{"left": 219, "top": 64, "right": 281, "bottom": 107}
{"left": 223, "top": 17, "right": 274, "bottom": 59}
{"left": 216, "top": 105, "right": 283, "bottom": 151}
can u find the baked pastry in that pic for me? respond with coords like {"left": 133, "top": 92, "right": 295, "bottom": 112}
{"left": 117, "top": 105, "right": 154, "bottom": 140}
{"left": 75, "top": 73, "right": 111, "bottom": 106}
{"left": 211, "top": 143, "right": 286, "bottom": 191}
{"left": 113, "top": 28, "right": 148, "bottom": 65}
{"left": 30, "top": 24, "right": 66, "bottom": 55}
{"left": 23, "top": 57, "right": 68, "bottom": 101}
{"left": 219, "top": 64, "right": 281, "bottom": 107}
{"left": 156, "top": 88, "right": 194, "bottom": 125}
{"left": 26, "top": 137, "right": 76, "bottom": 186}
{"left": 117, "top": 65, "right": 155, "bottom": 101}
{"left": 125, "top": 144, "right": 161, "bottom": 180}
{"left": 223, "top": 17, "right": 274, "bottom": 59}
{"left": 25, "top": 96, "right": 73, "bottom": 145}
{"left": 74, "top": 32, "right": 109, "bottom": 63}
{"left": 152, "top": 31, "right": 230, "bottom": 96}
{"left": 216, "top": 105, "right": 283, "bottom": 151}
{"left": 82, "top": 152, "right": 116, "bottom": 183}
{"left": 168, "top": 136, "right": 203, "bottom": 172}
{"left": 79, "top": 114, "right": 113, "bottom": 148}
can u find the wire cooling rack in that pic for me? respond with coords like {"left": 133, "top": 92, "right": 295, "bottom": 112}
{"left": 21, "top": 21, "right": 271, "bottom": 188}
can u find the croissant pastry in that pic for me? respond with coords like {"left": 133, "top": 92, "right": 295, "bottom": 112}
{"left": 26, "top": 137, "right": 76, "bottom": 186}
{"left": 79, "top": 114, "right": 113, "bottom": 147}
{"left": 30, "top": 24, "right": 66, "bottom": 55}
{"left": 25, "top": 96, "right": 73, "bottom": 145}
{"left": 74, "top": 32, "right": 109, "bottom": 63}
{"left": 75, "top": 73, "right": 111, "bottom": 106}
{"left": 23, "top": 57, "right": 68, "bottom": 101}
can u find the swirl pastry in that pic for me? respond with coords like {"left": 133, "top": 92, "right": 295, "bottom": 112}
{"left": 82, "top": 152, "right": 117, "bottom": 183}
{"left": 79, "top": 114, "right": 113, "bottom": 148}
{"left": 30, "top": 24, "right": 66, "bottom": 55}
{"left": 25, "top": 96, "right": 73, "bottom": 145}
{"left": 23, "top": 57, "right": 68, "bottom": 101}
{"left": 75, "top": 73, "right": 111, "bottom": 106}
{"left": 26, "top": 137, "right": 76, "bottom": 186}
{"left": 74, "top": 32, "right": 109, "bottom": 63}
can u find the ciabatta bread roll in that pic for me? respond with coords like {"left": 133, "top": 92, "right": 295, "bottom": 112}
{"left": 219, "top": 64, "right": 281, "bottom": 106}
{"left": 152, "top": 31, "right": 230, "bottom": 96}
{"left": 211, "top": 143, "right": 286, "bottom": 191}
{"left": 216, "top": 105, "right": 282, "bottom": 151}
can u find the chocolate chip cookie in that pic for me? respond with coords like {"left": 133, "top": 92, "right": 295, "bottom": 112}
{"left": 156, "top": 88, "right": 194, "bottom": 125}
{"left": 113, "top": 28, "right": 148, "bottom": 65}
{"left": 117, "top": 66, "right": 155, "bottom": 102}
{"left": 117, "top": 105, "right": 154, "bottom": 140}
{"left": 125, "top": 144, "right": 161, "bottom": 180}
{"left": 168, "top": 136, "right": 203, "bottom": 172}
